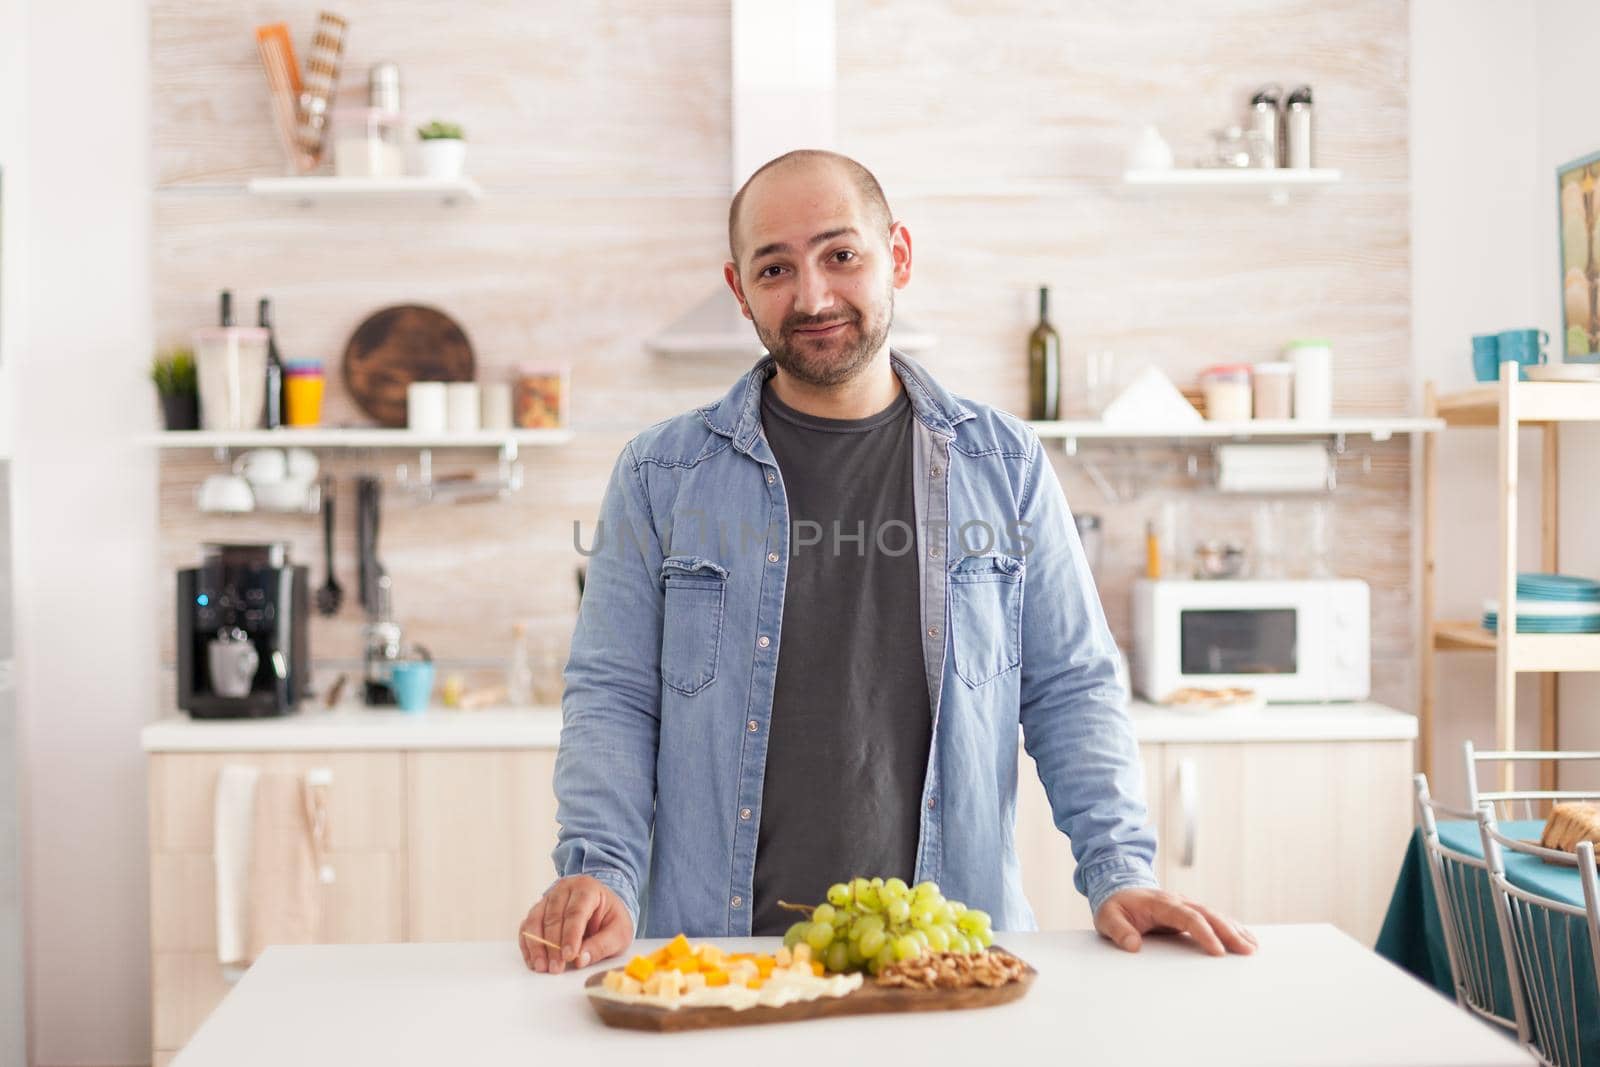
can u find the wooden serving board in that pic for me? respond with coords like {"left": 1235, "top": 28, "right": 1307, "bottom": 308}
{"left": 583, "top": 954, "right": 1035, "bottom": 1032}
{"left": 341, "top": 304, "right": 476, "bottom": 427}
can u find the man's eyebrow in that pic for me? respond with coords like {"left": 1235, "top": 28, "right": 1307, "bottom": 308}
{"left": 749, "top": 227, "right": 859, "bottom": 263}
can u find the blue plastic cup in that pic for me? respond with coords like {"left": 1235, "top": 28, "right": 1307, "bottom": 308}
{"left": 1497, "top": 329, "right": 1549, "bottom": 379}
{"left": 390, "top": 661, "right": 435, "bottom": 713}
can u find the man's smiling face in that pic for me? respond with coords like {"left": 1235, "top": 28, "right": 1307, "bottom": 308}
{"left": 724, "top": 158, "right": 911, "bottom": 387}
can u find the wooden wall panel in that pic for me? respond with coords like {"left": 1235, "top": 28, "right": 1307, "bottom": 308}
{"left": 150, "top": 0, "right": 1416, "bottom": 715}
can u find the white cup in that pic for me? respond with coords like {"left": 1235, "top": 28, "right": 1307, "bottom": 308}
{"left": 1287, "top": 341, "right": 1333, "bottom": 421}
{"left": 480, "top": 383, "right": 513, "bottom": 430}
{"left": 446, "top": 382, "right": 481, "bottom": 433}
{"left": 253, "top": 479, "right": 312, "bottom": 511}
{"left": 197, "top": 473, "right": 255, "bottom": 513}
{"left": 233, "top": 448, "right": 287, "bottom": 486}
{"left": 407, "top": 382, "right": 448, "bottom": 434}
{"left": 284, "top": 448, "right": 319, "bottom": 483}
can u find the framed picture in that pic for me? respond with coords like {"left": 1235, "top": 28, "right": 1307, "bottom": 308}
{"left": 1558, "top": 149, "right": 1600, "bottom": 363}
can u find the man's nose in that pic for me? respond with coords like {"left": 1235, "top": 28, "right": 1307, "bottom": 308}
{"left": 793, "top": 264, "right": 836, "bottom": 317}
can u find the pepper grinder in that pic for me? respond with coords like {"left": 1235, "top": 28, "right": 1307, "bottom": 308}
{"left": 1286, "top": 85, "right": 1314, "bottom": 169}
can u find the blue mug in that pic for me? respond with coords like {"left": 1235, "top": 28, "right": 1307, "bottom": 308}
{"left": 1471, "top": 334, "right": 1500, "bottom": 382}
{"left": 390, "top": 661, "right": 435, "bottom": 713}
{"left": 1497, "top": 328, "right": 1549, "bottom": 379}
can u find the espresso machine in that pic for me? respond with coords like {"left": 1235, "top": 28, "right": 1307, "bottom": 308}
{"left": 177, "top": 542, "right": 310, "bottom": 718}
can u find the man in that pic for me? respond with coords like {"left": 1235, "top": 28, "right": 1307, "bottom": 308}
{"left": 520, "top": 150, "right": 1256, "bottom": 974}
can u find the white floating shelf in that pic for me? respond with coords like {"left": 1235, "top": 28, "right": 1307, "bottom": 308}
{"left": 1122, "top": 168, "right": 1342, "bottom": 203}
{"left": 1028, "top": 417, "right": 1441, "bottom": 444}
{"left": 246, "top": 176, "right": 483, "bottom": 206}
{"left": 142, "top": 428, "right": 571, "bottom": 449}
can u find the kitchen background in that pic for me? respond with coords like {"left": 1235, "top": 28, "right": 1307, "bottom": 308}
{"left": 4, "top": 0, "right": 1599, "bottom": 1064}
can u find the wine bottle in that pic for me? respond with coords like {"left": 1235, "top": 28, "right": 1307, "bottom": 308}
{"left": 259, "top": 297, "right": 284, "bottom": 429}
{"left": 219, "top": 289, "right": 234, "bottom": 327}
{"left": 1027, "top": 286, "right": 1060, "bottom": 420}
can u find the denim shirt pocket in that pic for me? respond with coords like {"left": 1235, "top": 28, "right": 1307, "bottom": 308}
{"left": 659, "top": 555, "right": 728, "bottom": 696}
{"left": 949, "top": 551, "right": 1024, "bottom": 688}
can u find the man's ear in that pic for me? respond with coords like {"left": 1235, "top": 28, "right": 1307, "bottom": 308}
{"left": 723, "top": 262, "right": 753, "bottom": 320}
{"left": 888, "top": 222, "right": 913, "bottom": 290}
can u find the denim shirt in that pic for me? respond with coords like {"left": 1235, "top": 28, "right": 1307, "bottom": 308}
{"left": 555, "top": 352, "right": 1159, "bottom": 936}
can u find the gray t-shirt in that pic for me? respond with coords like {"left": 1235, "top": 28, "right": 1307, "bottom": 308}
{"left": 751, "top": 379, "right": 932, "bottom": 935}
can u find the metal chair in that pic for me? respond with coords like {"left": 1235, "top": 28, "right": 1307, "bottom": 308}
{"left": 1479, "top": 808, "right": 1600, "bottom": 1067}
{"left": 1413, "top": 773, "right": 1518, "bottom": 1029}
{"left": 1464, "top": 741, "right": 1600, "bottom": 820}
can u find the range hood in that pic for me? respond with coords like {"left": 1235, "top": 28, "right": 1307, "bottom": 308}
{"left": 645, "top": 0, "right": 935, "bottom": 358}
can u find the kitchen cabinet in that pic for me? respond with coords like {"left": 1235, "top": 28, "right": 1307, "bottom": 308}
{"left": 406, "top": 750, "right": 560, "bottom": 941}
{"left": 1017, "top": 736, "right": 1413, "bottom": 945}
{"left": 144, "top": 703, "right": 1415, "bottom": 1061}
{"left": 147, "top": 752, "right": 407, "bottom": 1059}
{"left": 1157, "top": 739, "right": 1413, "bottom": 942}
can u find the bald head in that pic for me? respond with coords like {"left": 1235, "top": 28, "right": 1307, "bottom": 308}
{"left": 727, "top": 150, "right": 892, "bottom": 271}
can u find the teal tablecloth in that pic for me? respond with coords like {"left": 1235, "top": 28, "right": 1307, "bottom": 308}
{"left": 1375, "top": 819, "right": 1598, "bottom": 1063}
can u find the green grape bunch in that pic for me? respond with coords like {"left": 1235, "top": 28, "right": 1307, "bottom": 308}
{"left": 780, "top": 876, "right": 995, "bottom": 975}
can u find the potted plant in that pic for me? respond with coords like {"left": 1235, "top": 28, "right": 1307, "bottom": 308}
{"left": 416, "top": 120, "right": 466, "bottom": 179}
{"left": 151, "top": 347, "right": 199, "bottom": 430}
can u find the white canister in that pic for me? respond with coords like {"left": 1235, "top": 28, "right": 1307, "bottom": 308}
{"left": 1287, "top": 340, "right": 1333, "bottom": 421}
{"left": 1252, "top": 362, "right": 1295, "bottom": 420}
{"left": 1200, "top": 364, "right": 1253, "bottom": 422}
{"left": 446, "top": 382, "right": 481, "bottom": 433}
{"left": 480, "top": 383, "right": 513, "bottom": 430}
{"left": 193, "top": 327, "right": 269, "bottom": 431}
{"left": 407, "top": 382, "right": 448, "bottom": 434}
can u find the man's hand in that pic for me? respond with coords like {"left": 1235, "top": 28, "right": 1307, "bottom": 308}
{"left": 1094, "top": 887, "right": 1257, "bottom": 957}
{"left": 518, "top": 875, "right": 634, "bottom": 974}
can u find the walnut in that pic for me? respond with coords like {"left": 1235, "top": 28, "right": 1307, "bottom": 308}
{"left": 875, "top": 949, "right": 1027, "bottom": 991}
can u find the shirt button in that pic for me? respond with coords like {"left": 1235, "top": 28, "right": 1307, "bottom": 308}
{"left": 766, "top": 472, "right": 775, "bottom": 484}
{"left": 731, "top": 895, "right": 743, "bottom": 908}
{"left": 747, "top": 719, "right": 759, "bottom": 732}
{"left": 930, "top": 547, "right": 942, "bottom": 559}
{"left": 927, "top": 626, "right": 941, "bottom": 638}
{"left": 927, "top": 796, "right": 937, "bottom": 810}
{"left": 757, "top": 635, "right": 771, "bottom": 649}
{"left": 931, "top": 466, "right": 943, "bottom": 477}
{"left": 767, "top": 552, "right": 779, "bottom": 563}
{"left": 740, "top": 807, "right": 752, "bottom": 820}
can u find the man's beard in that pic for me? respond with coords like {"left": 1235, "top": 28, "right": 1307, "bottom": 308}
{"left": 754, "top": 288, "right": 893, "bottom": 388}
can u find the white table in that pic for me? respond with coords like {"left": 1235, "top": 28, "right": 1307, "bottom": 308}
{"left": 173, "top": 927, "right": 1531, "bottom": 1066}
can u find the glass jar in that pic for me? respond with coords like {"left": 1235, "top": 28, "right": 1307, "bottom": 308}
{"left": 331, "top": 107, "right": 405, "bottom": 178}
{"left": 1200, "top": 364, "right": 1253, "bottom": 421}
{"left": 1251, "top": 361, "right": 1294, "bottom": 420}
{"left": 514, "top": 364, "right": 570, "bottom": 429}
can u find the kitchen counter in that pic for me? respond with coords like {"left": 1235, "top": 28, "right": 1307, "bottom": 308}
{"left": 141, "top": 700, "right": 1416, "bottom": 752}
{"left": 170, "top": 928, "right": 1528, "bottom": 1067}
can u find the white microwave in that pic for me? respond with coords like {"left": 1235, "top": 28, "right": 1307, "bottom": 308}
{"left": 1132, "top": 579, "right": 1370, "bottom": 703}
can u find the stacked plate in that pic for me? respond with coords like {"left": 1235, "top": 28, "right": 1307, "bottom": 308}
{"left": 1482, "top": 573, "right": 1600, "bottom": 634}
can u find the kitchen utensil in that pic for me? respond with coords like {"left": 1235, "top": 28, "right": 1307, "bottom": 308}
{"left": 356, "top": 476, "right": 387, "bottom": 616}
{"left": 197, "top": 474, "right": 255, "bottom": 513}
{"left": 368, "top": 61, "right": 402, "bottom": 113}
{"left": 446, "top": 382, "right": 481, "bottom": 432}
{"left": 332, "top": 106, "right": 405, "bottom": 178}
{"left": 194, "top": 327, "right": 269, "bottom": 431}
{"left": 233, "top": 449, "right": 287, "bottom": 486}
{"left": 362, "top": 575, "right": 401, "bottom": 706}
{"left": 1286, "top": 339, "right": 1332, "bottom": 421}
{"left": 316, "top": 476, "right": 342, "bottom": 616}
{"left": 1249, "top": 84, "right": 1282, "bottom": 168}
{"left": 284, "top": 363, "right": 325, "bottom": 426}
{"left": 406, "top": 382, "right": 448, "bottom": 433}
{"left": 343, "top": 305, "right": 476, "bottom": 428}
{"left": 1285, "top": 85, "right": 1314, "bottom": 168}
{"left": 481, "top": 383, "right": 513, "bottom": 430}
{"left": 206, "top": 629, "right": 260, "bottom": 700}
{"left": 296, "top": 11, "right": 348, "bottom": 162}
{"left": 1251, "top": 362, "right": 1294, "bottom": 419}
{"left": 1526, "top": 363, "right": 1600, "bottom": 381}
{"left": 254, "top": 24, "right": 315, "bottom": 173}
{"left": 1471, "top": 334, "right": 1501, "bottom": 381}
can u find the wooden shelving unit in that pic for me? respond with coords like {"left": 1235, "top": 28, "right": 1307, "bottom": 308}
{"left": 1419, "top": 376, "right": 1600, "bottom": 789}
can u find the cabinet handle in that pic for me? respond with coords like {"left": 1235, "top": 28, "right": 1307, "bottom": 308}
{"left": 1176, "top": 757, "right": 1198, "bottom": 868}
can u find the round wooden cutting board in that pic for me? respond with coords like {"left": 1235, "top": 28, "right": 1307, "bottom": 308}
{"left": 341, "top": 304, "right": 476, "bottom": 427}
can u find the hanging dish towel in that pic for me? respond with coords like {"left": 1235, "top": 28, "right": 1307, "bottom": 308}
{"left": 213, "top": 764, "right": 261, "bottom": 973}
{"left": 246, "top": 771, "right": 328, "bottom": 960}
